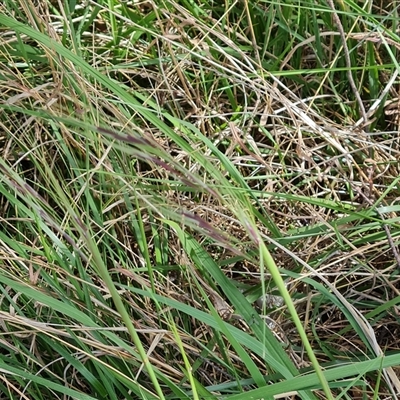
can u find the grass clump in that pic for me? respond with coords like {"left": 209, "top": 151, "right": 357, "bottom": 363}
{"left": 0, "top": 0, "right": 400, "bottom": 399}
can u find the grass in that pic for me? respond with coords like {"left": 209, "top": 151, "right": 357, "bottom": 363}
{"left": 0, "top": 0, "right": 400, "bottom": 399}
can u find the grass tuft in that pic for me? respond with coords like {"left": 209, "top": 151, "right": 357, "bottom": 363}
{"left": 1, "top": 0, "right": 400, "bottom": 398}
